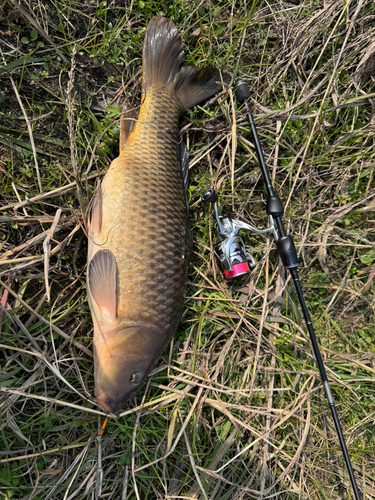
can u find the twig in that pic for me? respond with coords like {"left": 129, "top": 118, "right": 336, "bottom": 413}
{"left": 8, "top": 75, "right": 42, "bottom": 192}
{"left": 181, "top": 419, "right": 209, "bottom": 500}
{"left": 11, "top": 182, "right": 28, "bottom": 216}
{"left": 0, "top": 170, "right": 103, "bottom": 212}
{"left": 132, "top": 381, "right": 150, "bottom": 500}
{"left": 0, "top": 386, "right": 105, "bottom": 416}
{"left": 0, "top": 442, "right": 89, "bottom": 464}
{"left": 0, "top": 183, "right": 75, "bottom": 212}
{"left": 95, "top": 416, "right": 103, "bottom": 500}
{"left": 0, "top": 215, "right": 66, "bottom": 223}
{"left": 43, "top": 208, "right": 62, "bottom": 302}
{"left": 134, "top": 387, "right": 204, "bottom": 473}
{"left": 0, "top": 279, "right": 93, "bottom": 357}
{"left": 0, "top": 222, "right": 67, "bottom": 261}
{"left": 122, "top": 466, "right": 129, "bottom": 500}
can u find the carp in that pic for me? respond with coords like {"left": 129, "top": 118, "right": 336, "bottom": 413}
{"left": 87, "top": 16, "right": 222, "bottom": 413}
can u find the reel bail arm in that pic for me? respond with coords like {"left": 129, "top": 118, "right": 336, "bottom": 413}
{"left": 235, "top": 80, "right": 361, "bottom": 500}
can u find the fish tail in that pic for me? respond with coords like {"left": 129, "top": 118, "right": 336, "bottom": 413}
{"left": 142, "top": 16, "right": 223, "bottom": 111}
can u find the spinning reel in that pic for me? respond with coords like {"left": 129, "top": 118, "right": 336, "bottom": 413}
{"left": 201, "top": 188, "right": 277, "bottom": 279}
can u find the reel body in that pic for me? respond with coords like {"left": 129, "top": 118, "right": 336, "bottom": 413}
{"left": 202, "top": 188, "right": 277, "bottom": 279}
{"left": 215, "top": 219, "right": 255, "bottom": 279}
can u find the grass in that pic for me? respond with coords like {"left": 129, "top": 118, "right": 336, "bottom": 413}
{"left": 1, "top": 0, "right": 375, "bottom": 498}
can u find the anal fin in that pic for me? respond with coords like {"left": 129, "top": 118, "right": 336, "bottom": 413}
{"left": 88, "top": 249, "right": 117, "bottom": 322}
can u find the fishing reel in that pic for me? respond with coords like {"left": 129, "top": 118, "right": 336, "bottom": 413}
{"left": 202, "top": 188, "right": 278, "bottom": 279}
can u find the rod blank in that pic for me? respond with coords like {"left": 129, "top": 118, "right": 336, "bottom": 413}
{"left": 235, "top": 81, "right": 361, "bottom": 500}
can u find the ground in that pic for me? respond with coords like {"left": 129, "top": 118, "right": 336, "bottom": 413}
{"left": 1, "top": 0, "right": 375, "bottom": 499}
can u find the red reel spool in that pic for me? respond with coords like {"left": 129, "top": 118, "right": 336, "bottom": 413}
{"left": 224, "top": 262, "right": 250, "bottom": 279}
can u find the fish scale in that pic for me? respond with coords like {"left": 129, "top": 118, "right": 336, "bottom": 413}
{"left": 87, "top": 16, "right": 222, "bottom": 413}
{"left": 100, "top": 88, "right": 187, "bottom": 332}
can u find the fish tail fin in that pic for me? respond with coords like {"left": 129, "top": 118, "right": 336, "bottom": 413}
{"left": 142, "top": 16, "right": 223, "bottom": 111}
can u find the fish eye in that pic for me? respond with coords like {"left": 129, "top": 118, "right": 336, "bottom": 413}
{"left": 130, "top": 372, "right": 143, "bottom": 385}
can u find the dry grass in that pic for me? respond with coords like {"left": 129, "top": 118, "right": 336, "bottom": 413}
{"left": 1, "top": 0, "right": 375, "bottom": 499}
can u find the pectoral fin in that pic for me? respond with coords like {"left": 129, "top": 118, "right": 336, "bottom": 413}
{"left": 88, "top": 249, "right": 117, "bottom": 321}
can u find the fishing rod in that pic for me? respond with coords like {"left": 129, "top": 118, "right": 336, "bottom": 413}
{"left": 202, "top": 81, "right": 361, "bottom": 500}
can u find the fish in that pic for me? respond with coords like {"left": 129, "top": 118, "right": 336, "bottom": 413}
{"left": 87, "top": 16, "right": 223, "bottom": 414}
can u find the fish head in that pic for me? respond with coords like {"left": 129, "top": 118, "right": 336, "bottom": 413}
{"left": 94, "top": 323, "right": 166, "bottom": 414}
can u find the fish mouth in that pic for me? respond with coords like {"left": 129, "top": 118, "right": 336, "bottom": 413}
{"left": 96, "top": 392, "right": 118, "bottom": 414}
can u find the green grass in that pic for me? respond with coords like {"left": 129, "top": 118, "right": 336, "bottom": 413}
{"left": 1, "top": 0, "right": 375, "bottom": 498}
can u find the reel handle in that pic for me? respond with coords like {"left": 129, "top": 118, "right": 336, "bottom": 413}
{"left": 201, "top": 188, "right": 218, "bottom": 204}
{"left": 201, "top": 189, "right": 225, "bottom": 235}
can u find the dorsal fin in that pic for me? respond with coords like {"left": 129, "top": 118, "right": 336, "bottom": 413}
{"left": 88, "top": 249, "right": 117, "bottom": 321}
{"left": 120, "top": 103, "right": 138, "bottom": 155}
